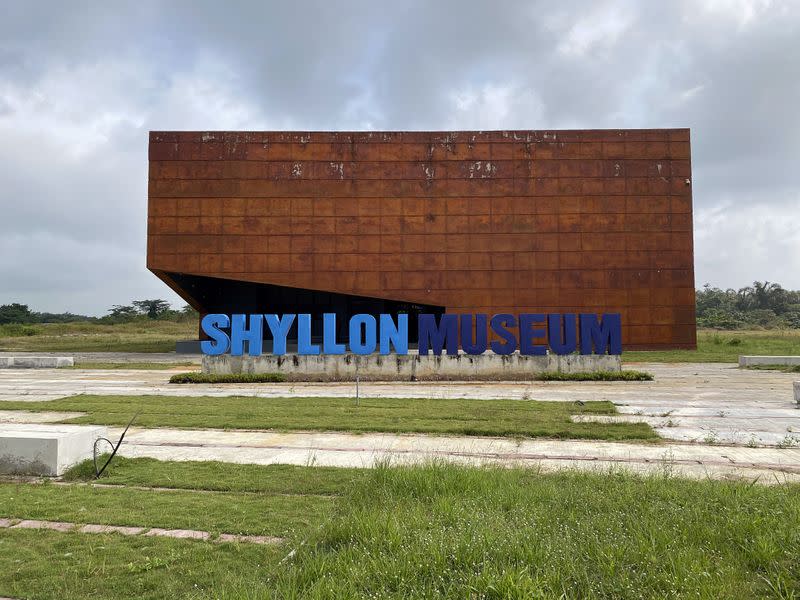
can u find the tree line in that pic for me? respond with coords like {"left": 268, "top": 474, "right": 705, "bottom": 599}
{"left": 0, "top": 300, "right": 197, "bottom": 325}
{"left": 696, "top": 282, "right": 800, "bottom": 329}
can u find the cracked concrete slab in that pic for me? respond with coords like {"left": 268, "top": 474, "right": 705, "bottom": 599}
{"left": 107, "top": 426, "right": 800, "bottom": 482}
{"left": 79, "top": 524, "right": 145, "bottom": 535}
{"left": 1, "top": 361, "right": 799, "bottom": 479}
{"left": 144, "top": 527, "right": 210, "bottom": 541}
{"left": 11, "top": 519, "right": 75, "bottom": 532}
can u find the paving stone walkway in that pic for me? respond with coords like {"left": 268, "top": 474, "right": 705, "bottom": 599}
{"left": 0, "top": 517, "right": 281, "bottom": 545}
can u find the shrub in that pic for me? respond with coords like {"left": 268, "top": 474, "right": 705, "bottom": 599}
{"left": 0, "top": 323, "right": 43, "bottom": 338}
{"left": 169, "top": 372, "right": 286, "bottom": 384}
{"left": 536, "top": 370, "right": 653, "bottom": 382}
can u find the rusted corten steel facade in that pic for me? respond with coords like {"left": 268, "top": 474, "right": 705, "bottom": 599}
{"left": 147, "top": 129, "right": 696, "bottom": 350}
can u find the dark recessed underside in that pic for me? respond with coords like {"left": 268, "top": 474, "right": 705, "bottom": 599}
{"left": 162, "top": 271, "right": 444, "bottom": 342}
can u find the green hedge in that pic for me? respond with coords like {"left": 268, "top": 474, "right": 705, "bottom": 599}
{"left": 168, "top": 370, "right": 652, "bottom": 384}
{"left": 169, "top": 372, "right": 286, "bottom": 384}
{"left": 536, "top": 370, "right": 653, "bottom": 381}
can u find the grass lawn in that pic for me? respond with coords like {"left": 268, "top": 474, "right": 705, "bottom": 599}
{"left": 63, "top": 456, "right": 365, "bottom": 495}
{"left": 0, "top": 482, "right": 330, "bottom": 537}
{"left": 0, "top": 529, "right": 283, "bottom": 599}
{"left": 0, "top": 394, "right": 658, "bottom": 441}
{"left": 72, "top": 362, "right": 200, "bottom": 370}
{"left": 274, "top": 462, "right": 800, "bottom": 599}
{"left": 1, "top": 458, "right": 798, "bottom": 599}
{"left": 625, "top": 328, "right": 800, "bottom": 363}
{"left": 0, "top": 320, "right": 195, "bottom": 353}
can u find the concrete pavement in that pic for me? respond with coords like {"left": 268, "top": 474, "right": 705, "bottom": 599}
{"left": 98, "top": 426, "right": 800, "bottom": 482}
{"left": 0, "top": 361, "right": 799, "bottom": 480}
{"left": 0, "top": 362, "right": 797, "bottom": 446}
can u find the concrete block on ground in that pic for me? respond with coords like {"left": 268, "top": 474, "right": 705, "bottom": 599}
{"left": 739, "top": 356, "right": 800, "bottom": 367}
{"left": 0, "top": 356, "right": 73, "bottom": 369}
{"left": 794, "top": 382, "right": 800, "bottom": 407}
{"left": 175, "top": 340, "right": 202, "bottom": 354}
{"left": 0, "top": 424, "right": 107, "bottom": 476}
{"left": 203, "top": 352, "right": 621, "bottom": 381}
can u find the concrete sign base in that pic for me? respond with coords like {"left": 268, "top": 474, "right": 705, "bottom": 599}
{"left": 203, "top": 352, "right": 622, "bottom": 381}
{"left": 0, "top": 424, "right": 108, "bottom": 476}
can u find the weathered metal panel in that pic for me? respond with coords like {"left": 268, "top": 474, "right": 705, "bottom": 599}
{"left": 147, "top": 129, "right": 696, "bottom": 349}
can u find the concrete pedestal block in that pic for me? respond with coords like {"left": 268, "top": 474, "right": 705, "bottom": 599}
{"left": 0, "top": 424, "right": 107, "bottom": 476}
{"left": 739, "top": 356, "right": 800, "bottom": 367}
{"left": 203, "top": 352, "right": 622, "bottom": 381}
{"left": 0, "top": 356, "right": 74, "bottom": 368}
{"left": 794, "top": 382, "right": 800, "bottom": 408}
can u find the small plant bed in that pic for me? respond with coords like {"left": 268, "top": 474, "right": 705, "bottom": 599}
{"left": 0, "top": 394, "right": 659, "bottom": 441}
{"left": 536, "top": 370, "right": 653, "bottom": 381}
{"left": 169, "top": 371, "right": 285, "bottom": 383}
{"left": 167, "top": 370, "right": 652, "bottom": 384}
{"left": 743, "top": 364, "right": 800, "bottom": 373}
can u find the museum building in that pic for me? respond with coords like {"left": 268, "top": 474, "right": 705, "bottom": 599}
{"left": 147, "top": 129, "right": 696, "bottom": 350}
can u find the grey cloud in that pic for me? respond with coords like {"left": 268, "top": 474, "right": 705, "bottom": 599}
{"left": 0, "top": 0, "right": 799, "bottom": 314}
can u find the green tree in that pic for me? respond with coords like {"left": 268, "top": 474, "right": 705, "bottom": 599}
{"left": 0, "top": 303, "right": 35, "bottom": 324}
{"left": 107, "top": 305, "right": 139, "bottom": 320}
{"left": 132, "top": 299, "right": 172, "bottom": 319}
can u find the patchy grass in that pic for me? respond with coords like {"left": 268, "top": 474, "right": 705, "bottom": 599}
{"left": 0, "top": 529, "right": 283, "bottom": 599}
{"left": 0, "top": 320, "right": 195, "bottom": 353}
{"left": 273, "top": 462, "right": 800, "bottom": 599}
{"left": 63, "top": 456, "right": 365, "bottom": 496}
{"left": 625, "top": 329, "right": 800, "bottom": 363}
{"left": 73, "top": 362, "right": 200, "bottom": 370}
{"left": 536, "top": 369, "right": 653, "bottom": 381}
{"left": 2, "top": 459, "right": 799, "bottom": 599}
{"left": 169, "top": 371, "right": 285, "bottom": 383}
{"left": 0, "top": 394, "right": 658, "bottom": 441}
{"left": 0, "top": 480, "right": 332, "bottom": 537}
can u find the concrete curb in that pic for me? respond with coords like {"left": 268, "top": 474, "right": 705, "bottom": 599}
{"left": 0, "top": 357, "right": 73, "bottom": 369}
{"left": 739, "top": 355, "right": 800, "bottom": 367}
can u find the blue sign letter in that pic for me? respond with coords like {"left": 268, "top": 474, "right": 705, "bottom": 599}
{"left": 230, "top": 314, "right": 263, "bottom": 356}
{"left": 548, "top": 313, "right": 577, "bottom": 355}
{"left": 418, "top": 314, "right": 458, "bottom": 355}
{"left": 200, "top": 314, "right": 230, "bottom": 355}
{"left": 265, "top": 314, "right": 295, "bottom": 356}
{"left": 519, "top": 313, "right": 547, "bottom": 355}
{"left": 490, "top": 314, "right": 518, "bottom": 355}
{"left": 460, "top": 314, "right": 487, "bottom": 355}
{"left": 297, "top": 314, "right": 320, "bottom": 355}
{"left": 579, "top": 313, "right": 622, "bottom": 355}
{"left": 349, "top": 314, "right": 377, "bottom": 354}
{"left": 323, "top": 313, "right": 346, "bottom": 355}
{"left": 379, "top": 314, "right": 408, "bottom": 355}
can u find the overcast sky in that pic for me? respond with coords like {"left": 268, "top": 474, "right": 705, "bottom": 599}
{"left": 1, "top": 0, "right": 799, "bottom": 315}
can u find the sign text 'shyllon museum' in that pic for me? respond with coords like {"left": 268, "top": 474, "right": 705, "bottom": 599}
{"left": 201, "top": 313, "right": 622, "bottom": 357}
